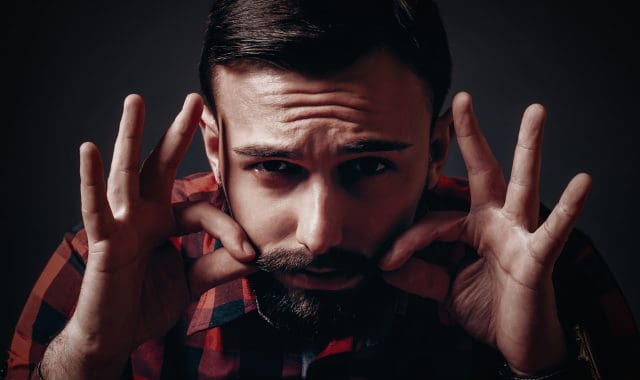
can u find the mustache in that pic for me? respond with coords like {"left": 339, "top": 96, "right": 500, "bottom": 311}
{"left": 255, "top": 247, "right": 378, "bottom": 276}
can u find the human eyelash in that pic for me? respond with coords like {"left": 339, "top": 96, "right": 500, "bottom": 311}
{"left": 345, "top": 157, "right": 395, "bottom": 175}
{"left": 252, "top": 160, "right": 304, "bottom": 176}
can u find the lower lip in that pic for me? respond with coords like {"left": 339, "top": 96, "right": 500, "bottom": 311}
{"left": 275, "top": 270, "right": 364, "bottom": 291}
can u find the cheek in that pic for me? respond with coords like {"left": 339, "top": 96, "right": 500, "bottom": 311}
{"left": 225, "top": 172, "right": 294, "bottom": 249}
{"left": 224, "top": 159, "right": 428, "bottom": 255}
{"left": 346, "top": 191, "right": 420, "bottom": 255}
{"left": 354, "top": 168, "right": 429, "bottom": 252}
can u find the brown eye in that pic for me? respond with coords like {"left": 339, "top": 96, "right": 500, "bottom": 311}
{"left": 339, "top": 157, "right": 395, "bottom": 185}
{"left": 255, "top": 160, "right": 303, "bottom": 176}
{"left": 262, "top": 161, "right": 287, "bottom": 171}
{"left": 354, "top": 159, "right": 387, "bottom": 175}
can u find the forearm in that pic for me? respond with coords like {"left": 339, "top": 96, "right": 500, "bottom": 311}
{"left": 40, "top": 324, "right": 130, "bottom": 380}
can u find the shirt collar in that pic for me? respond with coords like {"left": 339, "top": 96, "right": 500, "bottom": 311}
{"left": 185, "top": 275, "right": 410, "bottom": 337}
{"left": 183, "top": 174, "right": 470, "bottom": 337}
{"left": 186, "top": 277, "right": 257, "bottom": 336}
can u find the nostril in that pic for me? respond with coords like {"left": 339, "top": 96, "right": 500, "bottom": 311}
{"left": 297, "top": 225, "right": 343, "bottom": 256}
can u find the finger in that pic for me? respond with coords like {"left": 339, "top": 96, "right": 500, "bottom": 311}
{"left": 452, "top": 92, "right": 506, "bottom": 206}
{"left": 379, "top": 211, "right": 466, "bottom": 271}
{"left": 174, "top": 201, "right": 256, "bottom": 262}
{"left": 530, "top": 173, "right": 592, "bottom": 262}
{"left": 80, "top": 142, "right": 115, "bottom": 242}
{"left": 187, "top": 247, "right": 257, "bottom": 299}
{"left": 382, "top": 258, "right": 450, "bottom": 302}
{"left": 503, "top": 104, "right": 545, "bottom": 229}
{"left": 107, "top": 94, "right": 145, "bottom": 209}
{"left": 140, "top": 94, "right": 203, "bottom": 201}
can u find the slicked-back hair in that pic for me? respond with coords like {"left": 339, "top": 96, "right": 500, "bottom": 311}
{"left": 199, "top": 0, "right": 452, "bottom": 117}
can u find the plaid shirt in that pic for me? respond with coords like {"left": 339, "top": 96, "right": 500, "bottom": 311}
{"left": 6, "top": 173, "right": 640, "bottom": 379}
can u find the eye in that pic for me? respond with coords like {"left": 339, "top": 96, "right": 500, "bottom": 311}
{"left": 339, "top": 157, "right": 395, "bottom": 184}
{"left": 254, "top": 160, "right": 303, "bottom": 176}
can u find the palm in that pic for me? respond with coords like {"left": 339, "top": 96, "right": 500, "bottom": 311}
{"left": 71, "top": 96, "right": 197, "bottom": 356}
{"left": 135, "top": 240, "right": 189, "bottom": 343}
{"left": 449, "top": 209, "right": 547, "bottom": 344}
{"left": 69, "top": 94, "right": 255, "bottom": 363}
{"left": 382, "top": 92, "right": 591, "bottom": 374}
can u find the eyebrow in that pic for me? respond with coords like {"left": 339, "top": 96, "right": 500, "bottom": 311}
{"left": 232, "top": 145, "right": 303, "bottom": 159}
{"left": 232, "top": 139, "right": 412, "bottom": 159}
{"left": 337, "top": 139, "right": 412, "bottom": 154}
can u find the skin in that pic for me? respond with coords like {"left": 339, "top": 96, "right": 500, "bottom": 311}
{"left": 202, "top": 52, "right": 447, "bottom": 290}
{"left": 40, "top": 50, "right": 591, "bottom": 378}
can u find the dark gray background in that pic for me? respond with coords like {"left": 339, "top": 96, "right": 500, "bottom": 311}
{"left": 4, "top": 0, "right": 639, "bottom": 360}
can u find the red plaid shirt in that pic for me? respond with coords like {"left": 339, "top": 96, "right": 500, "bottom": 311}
{"left": 6, "top": 173, "right": 640, "bottom": 379}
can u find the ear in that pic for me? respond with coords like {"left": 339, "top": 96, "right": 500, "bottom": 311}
{"left": 426, "top": 108, "right": 453, "bottom": 189}
{"left": 199, "top": 105, "right": 222, "bottom": 184}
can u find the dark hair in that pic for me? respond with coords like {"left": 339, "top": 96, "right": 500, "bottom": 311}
{"left": 199, "top": 0, "right": 451, "bottom": 116}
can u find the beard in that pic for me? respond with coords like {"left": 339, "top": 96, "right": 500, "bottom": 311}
{"left": 248, "top": 246, "right": 388, "bottom": 344}
{"left": 219, "top": 175, "right": 433, "bottom": 345}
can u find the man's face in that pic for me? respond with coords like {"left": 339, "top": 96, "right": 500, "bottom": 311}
{"left": 204, "top": 50, "right": 443, "bottom": 340}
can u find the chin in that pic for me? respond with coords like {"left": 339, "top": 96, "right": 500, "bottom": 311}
{"left": 248, "top": 271, "right": 391, "bottom": 344}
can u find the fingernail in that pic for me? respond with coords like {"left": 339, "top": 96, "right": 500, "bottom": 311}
{"left": 242, "top": 241, "right": 256, "bottom": 258}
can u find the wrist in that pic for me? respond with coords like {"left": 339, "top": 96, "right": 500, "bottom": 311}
{"left": 498, "top": 359, "right": 593, "bottom": 380}
{"left": 65, "top": 313, "right": 137, "bottom": 358}
{"left": 499, "top": 323, "right": 597, "bottom": 380}
{"left": 506, "top": 342, "right": 567, "bottom": 376}
{"left": 499, "top": 361, "right": 569, "bottom": 379}
{"left": 41, "top": 323, "right": 131, "bottom": 380}
{"left": 502, "top": 305, "right": 569, "bottom": 375}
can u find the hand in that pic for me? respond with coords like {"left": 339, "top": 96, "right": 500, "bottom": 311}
{"left": 380, "top": 92, "right": 592, "bottom": 375}
{"left": 42, "top": 94, "right": 256, "bottom": 379}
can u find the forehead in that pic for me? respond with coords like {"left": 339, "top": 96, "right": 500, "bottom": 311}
{"left": 213, "top": 50, "right": 433, "bottom": 148}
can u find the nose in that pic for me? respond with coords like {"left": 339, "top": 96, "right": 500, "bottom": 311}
{"left": 295, "top": 178, "right": 344, "bottom": 255}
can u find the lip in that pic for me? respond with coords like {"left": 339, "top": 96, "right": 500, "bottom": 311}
{"left": 304, "top": 266, "right": 339, "bottom": 274}
{"left": 275, "top": 269, "right": 364, "bottom": 291}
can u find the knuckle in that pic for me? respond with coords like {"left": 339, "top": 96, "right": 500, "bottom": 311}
{"left": 227, "top": 223, "right": 246, "bottom": 243}
{"left": 468, "top": 165, "right": 500, "bottom": 178}
{"left": 509, "top": 175, "right": 532, "bottom": 188}
{"left": 557, "top": 202, "right": 576, "bottom": 219}
{"left": 515, "top": 140, "right": 538, "bottom": 152}
{"left": 158, "top": 158, "right": 180, "bottom": 171}
{"left": 116, "top": 166, "right": 140, "bottom": 176}
{"left": 541, "top": 221, "right": 563, "bottom": 246}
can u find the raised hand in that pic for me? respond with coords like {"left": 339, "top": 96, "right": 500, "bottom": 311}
{"left": 41, "top": 94, "right": 256, "bottom": 379}
{"left": 380, "top": 92, "right": 592, "bottom": 375}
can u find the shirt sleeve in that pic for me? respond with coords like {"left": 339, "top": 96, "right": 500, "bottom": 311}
{"left": 6, "top": 228, "right": 89, "bottom": 380}
{"left": 5, "top": 174, "right": 214, "bottom": 380}
{"left": 433, "top": 177, "right": 640, "bottom": 379}
{"left": 551, "top": 218, "right": 640, "bottom": 379}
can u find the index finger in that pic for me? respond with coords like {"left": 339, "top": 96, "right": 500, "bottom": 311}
{"left": 382, "top": 258, "right": 450, "bottom": 302}
{"left": 174, "top": 200, "right": 256, "bottom": 262}
{"left": 187, "top": 247, "right": 257, "bottom": 299}
{"left": 140, "top": 94, "right": 203, "bottom": 201}
{"left": 452, "top": 92, "right": 506, "bottom": 206}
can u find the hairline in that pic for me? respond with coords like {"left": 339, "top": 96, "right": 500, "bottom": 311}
{"left": 207, "top": 48, "right": 436, "bottom": 124}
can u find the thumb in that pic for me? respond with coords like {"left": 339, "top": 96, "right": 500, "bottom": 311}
{"left": 382, "top": 258, "right": 450, "bottom": 302}
{"left": 379, "top": 211, "right": 466, "bottom": 271}
{"left": 187, "top": 247, "right": 257, "bottom": 299}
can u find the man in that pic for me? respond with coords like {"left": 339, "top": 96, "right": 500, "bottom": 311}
{"left": 7, "top": 0, "right": 639, "bottom": 379}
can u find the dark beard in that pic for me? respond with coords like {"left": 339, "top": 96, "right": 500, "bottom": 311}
{"left": 249, "top": 273, "right": 379, "bottom": 344}
{"left": 248, "top": 247, "right": 393, "bottom": 345}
